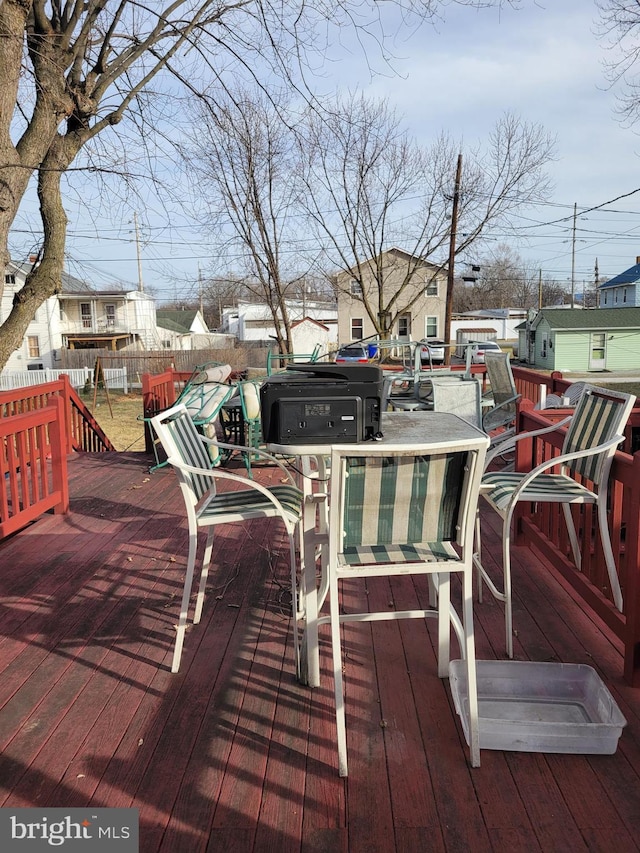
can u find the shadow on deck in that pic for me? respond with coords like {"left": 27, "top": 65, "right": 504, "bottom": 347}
{"left": 0, "top": 452, "right": 639, "bottom": 852}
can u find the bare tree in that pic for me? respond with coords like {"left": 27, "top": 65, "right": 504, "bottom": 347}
{"left": 296, "top": 94, "right": 555, "bottom": 339}
{"left": 0, "top": 0, "right": 526, "bottom": 370}
{"left": 596, "top": 0, "right": 640, "bottom": 125}
{"left": 186, "top": 88, "right": 309, "bottom": 354}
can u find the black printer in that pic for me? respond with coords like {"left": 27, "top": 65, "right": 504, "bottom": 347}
{"left": 260, "top": 363, "right": 384, "bottom": 444}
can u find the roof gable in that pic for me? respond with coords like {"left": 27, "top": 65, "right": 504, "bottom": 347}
{"left": 599, "top": 262, "right": 640, "bottom": 289}
{"left": 156, "top": 309, "right": 198, "bottom": 333}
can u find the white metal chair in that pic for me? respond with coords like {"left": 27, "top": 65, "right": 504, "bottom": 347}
{"left": 318, "top": 434, "right": 488, "bottom": 775}
{"left": 151, "top": 402, "right": 303, "bottom": 674}
{"left": 474, "top": 385, "right": 636, "bottom": 658}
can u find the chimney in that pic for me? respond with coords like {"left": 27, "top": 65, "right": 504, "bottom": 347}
{"left": 29, "top": 255, "right": 37, "bottom": 263}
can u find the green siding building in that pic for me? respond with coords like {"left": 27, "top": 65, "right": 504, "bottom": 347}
{"left": 517, "top": 307, "right": 640, "bottom": 371}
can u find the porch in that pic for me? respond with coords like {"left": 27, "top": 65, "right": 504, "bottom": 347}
{"left": 0, "top": 450, "right": 639, "bottom": 852}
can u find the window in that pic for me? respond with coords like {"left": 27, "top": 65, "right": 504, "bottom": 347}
{"left": 27, "top": 335, "right": 40, "bottom": 358}
{"left": 397, "top": 315, "right": 409, "bottom": 338}
{"left": 425, "top": 316, "right": 438, "bottom": 338}
{"left": 80, "top": 302, "right": 92, "bottom": 328}
{"left": 350, "top": 279, "right": 360, "bottom": 296}
{"left": 541, "top": 334, "right": 548, "bottom": 358}
{"left": 350, "top": 318, "right": 363, "bottom": 340}
{"left": 425, "top": 280, "right": 438, "bottom": 297}
{"left": 4, "top": 273, "right": 15, "bottom": 285}
{"left": 105, "top": 304, "right": 116, "bottom": 326}
{"left": 623, "top": 288, "right": 627, "bottom": 304}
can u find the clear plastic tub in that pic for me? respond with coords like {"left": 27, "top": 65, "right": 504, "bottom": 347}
{"left": 449, "top": 660, "right": 627, "bottom": 754}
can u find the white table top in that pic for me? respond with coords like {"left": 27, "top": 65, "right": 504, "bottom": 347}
{"left": 267, "top": 410, "right": 489, "bottom": 457}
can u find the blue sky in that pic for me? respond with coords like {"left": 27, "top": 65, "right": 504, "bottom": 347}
{"left": 10, "top": 0, "right": 640, "bottom": 302}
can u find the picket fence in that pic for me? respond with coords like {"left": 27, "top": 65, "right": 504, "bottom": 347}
{"left": 0, "top": 367, "right": 128, "bottom": 393}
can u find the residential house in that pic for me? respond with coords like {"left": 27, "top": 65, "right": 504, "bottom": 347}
{"left": 220, "top": 299, "right": 337, "bottom": 349}
{"left": 598, "top": 257, "right": 640, "bottom": 308}
{"left": 155, "top": 308, "right": 233, "bottom": 350}
{"left": 517, "top": 306, "right": 640, "bottom": 371}
{"left": 2, "top": 260, "right": 159, "bottom": 371}
{"left": 334, "top": 247, "right": 447, "bottom": 345}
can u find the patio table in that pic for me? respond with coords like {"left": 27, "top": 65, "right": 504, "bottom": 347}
{"left": 268, "top": 410, "right": 489, "bottom": 686}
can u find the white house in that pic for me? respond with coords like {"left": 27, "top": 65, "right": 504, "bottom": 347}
{"left": 2, "top": 260, "right": 160, "bottom": 371}
{"left": 220, "top": 299, "right": 338, "bottom": 349}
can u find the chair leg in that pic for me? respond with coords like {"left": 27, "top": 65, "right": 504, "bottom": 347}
{"left": 474, "top": 510, "right": 484, "bottom": 603}
{"left": 502, "top": 517, "right": 514, "bottom": 659}
{"left": 329, "top": 572, "right": 349, "bottom": 777}
{"left": 561, "top": 503, "right": 582, "bottom": 571}
{"left": 193, "top": 527, "right": 214, "bottom": 625}
{"left": 596, "top": 497, "right": 624, "bottom": 611}
{"left": 172, "top": 527, "right": 199, "bottom": 673}
{"left": 287, "top": 528, "right": 302, "bottom": 680}
{"left": 461, "top": 569, "right": 481, "bottom": 768}
{"left": 472, "top": 506, "right": 513, "bottom": 657}
{"left": 436, "top": 572, "right": 451, "bottom": 678}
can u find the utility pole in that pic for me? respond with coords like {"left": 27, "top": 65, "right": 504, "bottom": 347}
{"left": 198, "top": 265, "right": 204, "bottom": 316}
{"left": 538, "top": 269, "right": 543, "bottom": 309}
{"left": 594, "top": 258, "right": 599, "bottom": 308}
{"left": 570, "top": 202, "right": 576, "bottom": 308}
{"left": 444, "top": 153, "right": 462, "bottom": 365}
{"left": 134, "top": 212, "right": 144, "bottom": 293}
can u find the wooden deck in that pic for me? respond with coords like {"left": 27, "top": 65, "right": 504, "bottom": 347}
{"left": 1, "top": 451, "right": 639, "bottom": 852}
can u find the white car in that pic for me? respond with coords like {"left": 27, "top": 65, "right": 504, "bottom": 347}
{"left": 419, "top": 339, "right": 446, "bottom": 364}
{"left": 469, "top": 341, "right": 502, "bottom": 364}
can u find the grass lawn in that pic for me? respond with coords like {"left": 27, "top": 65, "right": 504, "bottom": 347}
{"left": 81, "top": 389, "right": 147, "bottom": 452}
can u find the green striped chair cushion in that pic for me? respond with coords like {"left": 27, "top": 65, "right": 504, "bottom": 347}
{"left": 165, "top": 410, "right": 219, "bottom": 500}
{"left": 341, "top": 541, "right": 458, "bottom": 567}
{"left": 342, "top": 453, "right": 465, "bottom": 551}
{"left": 482, "top": 471, "right": 595, "bottom": 512}
{"left": 564, "top": 391, "right": 621, "bottom": 484}
{"left": 200, "top": 483, "right": 302, "bottom": 523}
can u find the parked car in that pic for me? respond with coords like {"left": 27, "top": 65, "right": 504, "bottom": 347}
{"left": 419, "top": 339, "right": 446, "bottom": 364}
{"left": 335, "top": 344, "right": 369, "bottom": 364}
{"left": 468, "top": 340, "right": 502, "bottom": 364}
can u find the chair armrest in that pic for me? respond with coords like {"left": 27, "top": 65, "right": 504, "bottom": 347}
{"left": 484, "top": 415, "right": 571, "bottom": 467}
{"left": 166, "top": 455, "right": 303, "bottom": 518}
{"left": 197, "top": 433, "right": 299, "bottom": 487}
{"left": 503, "top": 433, "right": 624, "bottom": 514}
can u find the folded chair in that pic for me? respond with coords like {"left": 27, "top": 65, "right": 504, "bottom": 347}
{"left": 318, "top": 434, "right": 488, "bottom": 775}
{"left": 151, "top": 402, "right": 303, "bottom": 674}
{"left": 474, "top": 385, "right": 636, "bottom": 658}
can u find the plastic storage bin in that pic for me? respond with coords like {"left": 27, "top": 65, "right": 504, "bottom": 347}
{"left": 449, "top": 660, "right": 627, "bottom": 754}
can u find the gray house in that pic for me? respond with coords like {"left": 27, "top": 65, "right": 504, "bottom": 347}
{"left": 517, "top": 307, "right": 640, "bottom": 371}
{"left": 598, "top": 258, "right": 640, "bottom": 308}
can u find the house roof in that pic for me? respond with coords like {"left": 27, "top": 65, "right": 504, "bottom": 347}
{"left": 599, "top": 262, "right": 640, "bottom": 290}
{"left": 156, "top": 309, "right": 198, "bottom": 334}
{"left": 531, "top": 307, "right": 640, "bottom": 331}
{"left": 291, "top": 317, "right": 329, "bottom": 331}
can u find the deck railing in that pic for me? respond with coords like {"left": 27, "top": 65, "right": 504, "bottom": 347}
{"left": 0, "top": 376, "right": 114, "bottom": 538}
{"left": 0, "top": 374, "right": 115, "bottom": 454}
{"left": 0, "top": 395, "right": 70, "bottom": 538}
{"left": 514, "top": 401, "right": 640, "bottom": 685}
{"left": 141, "top": 367, "right": 192, "bottom": 453}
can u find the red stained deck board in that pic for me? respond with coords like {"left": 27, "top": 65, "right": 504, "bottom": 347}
{"left": 0, "top": 452, "right": 639, "bottom": 852}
